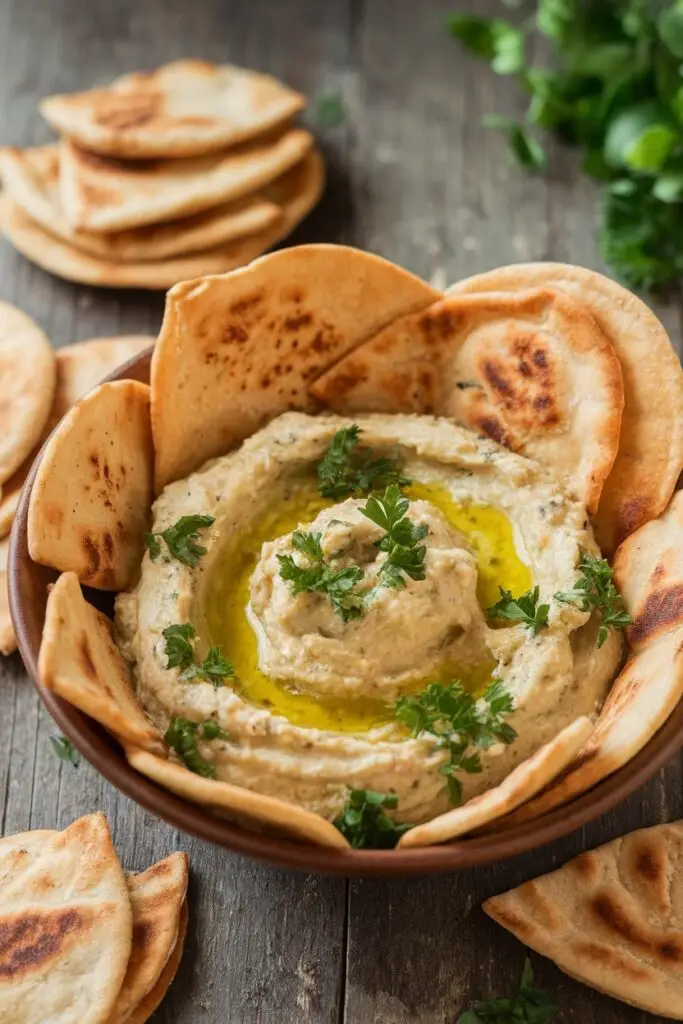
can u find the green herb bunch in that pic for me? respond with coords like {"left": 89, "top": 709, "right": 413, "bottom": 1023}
{"left": 164, "top": 716, "right": 229, "bottom": 779}
{"left": 145, "top": 514, "right": 215, "bottom": 567}
{"left": 458, "top": 957, "right": 557, "bottom": 1023}
{"left": 162, "top": 623, "right": 235, "bottom": 686}
{"left": 277, "top": 530, "right": 367, "bottom": 623}
{"left": 333, "top": 788, "right": 412, "bottom": 848}
{"left": 555, "top": 551, "right": 632, "bottom": 646}
{"left": 317, "top": 425, "right": 410, "bottom": 500}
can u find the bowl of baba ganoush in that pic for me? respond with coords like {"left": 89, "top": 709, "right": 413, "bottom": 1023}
{"left": 9, "top": 244, "right": 683, "bottom": 875}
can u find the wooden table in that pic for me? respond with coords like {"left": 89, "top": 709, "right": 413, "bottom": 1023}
{"left": 1, "top": 2, "right": 681, "bottom": 1021}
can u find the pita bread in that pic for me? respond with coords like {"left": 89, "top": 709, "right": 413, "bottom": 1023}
{"left": 39, "top": 572, "right": 164, "bottom": 754}
{"left": 310, "top": 288, "right": 623, "bottom": 514}
{"left": 492, "top": 623, "right": 683, "bottom": 829}
{"left": 449, "top": 263, "right": 683, "bottom": 553}
{"left": 0, "top": 536, "right": 16, "bottom": 655}
{"left": 614, "top": 489, "right": 683, "bottom": 650}
{"left": 0, "top": 812, "right": 132, "bottom": 1024}
{"left": 0, "top": 150, "right": 324, "bottom": 290}
{"left": 0, "top": 300, "right": 55, "bottom": 485}
{"left": 59, "top": 128, "right": 312, "bottom": 232}
{"left": 108, "top": 853, "right": 189, "bottom": 1024}
{"left": 0, "top": 145, "right": 283, "bottom": 261}
{"left": 151, "top": 243, "right": 439, "bottom": 489}
{"left": 125, "top": 746, "right": 350, "bottom": 850}
{"left": 40, "top": 59, "right": 305, "bottom": 159}
{"left": 124, "top": 901, "right": 188, "bottom": 1024}
{"left": 398, "top": 717, "right": 593, "bottom": 848}
{"left": 484, "top": 821, "right": 683, "bottom": 1019}
{"left": 28, "top": 380, "right": 154, "bottom": 590}
{"left": 0, "top": 335, "right": 153, "bottom": 540}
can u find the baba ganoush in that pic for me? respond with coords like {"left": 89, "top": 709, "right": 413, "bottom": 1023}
{"left": 115, "top": 412, "right": 622, "bottom": 825}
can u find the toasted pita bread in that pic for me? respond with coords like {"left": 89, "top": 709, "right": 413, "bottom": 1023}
{"left": 28, "top": 380, "right": 153, "bottom": 589}
{"left": 492, "top": 624, "right": 683, "bottom": 829}
{"left": 449, "top": 263, "right": 683, "bottom": 553}
{"left": 108, "top": 853, "right": 189, "bottom": 1024}
{"left": 0, "top": 150, "right": 324, "bottom": 290}
{"left": 59, "top": 128, "right": 312, "bottom": 233}
{"left": 40, "top": 59, "right": 305, "bottom": 159}
{"left": 0, "top": 537, "right": 16, "bottom": 655}
{"left": 311, "top": 288, "right": 623, "bottom": 514}
{"left": 0, "top": 300, "right": 55, "bottom": 485}
{"left": 0, "top": 813, "right": 132, "bottom": 1024}
{"left": 614, "top": 489, "right": 683, "bottom": 650}
{"left": 151, "top": 243, "right": 439, "bottom": 489}
{"left": 398, "top": 717, "right": 593, "bottom": 848}
{"left": 0, "top": 145, "right": 283, "bottom": 261}
{"left": 39, "top": 572, "right": 164, "bottom": 754}
{"left": 0, "top": 334, "right": 153, "bottom": 540}
{"left": 125, "top": 746, "right": 349, "bottom": 850}
{"left": 484, "top": 821, "right": 683, "bottom": 1019}
{"left": 125, "top": 901, "right": 188, "bottom": 1024}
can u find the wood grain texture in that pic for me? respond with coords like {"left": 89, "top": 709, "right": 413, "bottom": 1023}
{"left": 0, "top": 1, "right": 681, "bottom": 1023}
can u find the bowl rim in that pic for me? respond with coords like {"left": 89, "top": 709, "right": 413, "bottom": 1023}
{"left": 9, "top": 348, "right": 683, "bottom": 877}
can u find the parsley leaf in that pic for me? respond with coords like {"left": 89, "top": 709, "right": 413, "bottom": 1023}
{"left": 164, "top": 716, "right": 224, "bottom": 779}
{"left": 317, "top": 426, "right": 409, "bottom": 500}
{"left": 458, "top": 957, "right": 557, "bottom": 1023}
{"left": 162, "top": 623, "right": 196, "bottom": 670}
{"left": 163, "top": 624, "right": 234, "bottom": 685}
{"left": 446, "top": 14, "right": 525, "bottom": 74}
{"left": 483, "top": 114, "right": 547, "bottom": 171}
{"left": 50, "top": 734, "right": 79, "bottom": 767}
{"left": 145, "top": 514, "right": 215, "bottom": 567}
{"left": 333, "top": 788, "right": 413, "bottom": 849}
{"left": 361, "top": 484, "right": 428, "bottom": 588}
{"left": 314, "top": 92, "right": 346, "bottom": 128}
{"left": 487, "top": 586, "right": 550, "bottom": 636}
{"left": 180, "top": 646, "right": 235, "bottom": 687}
{"left": 395, "top": 679, "right": 517, "bottom": 806}
{"left": 555, "top": 551, "right": 632, "bottom": 647}
{"left": 278, "top": 545, "right": 367, "bottom": 623}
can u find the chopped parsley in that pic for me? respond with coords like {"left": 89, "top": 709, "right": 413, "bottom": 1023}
{"left": 162, "top": 623, "right": 234, "bottom": 686}
{"left": 317, "top": 425, "right": 409, "bottom": 500}
{"left": 458, "top": 957, "right": 556, "bottom": 1023}
{"left": 278, "top": 531, "right": 366, "bottom": 623}
{"left": 314, "top": 91, "right": 347, "bottom": 128}
{"left": 145, "top": 514, "right": 215, "bottom": 567}
{"left": 50, "top": 734, "right": 79, "bottom": 767}
{"left": 395, "top": 679, "right": 517, "bottom": 806}
{"left": 487, "top": 586, "right": 549, "bottom": 636}
{"left": 360, "top": 484, "right": 428, "bottom": 589}
{"left": 164, "top": 716, "right": 229, "bottom": 779}
{"left": 333, "top": 788, "right": 412, "bottom": 849}
{"left": 555, "top": 551, "right": 632, "bottom": 648}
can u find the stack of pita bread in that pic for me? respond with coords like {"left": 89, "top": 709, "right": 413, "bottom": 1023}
{"left": 0, "top": 812, "right": 189, "bottom": 1023}
{"left": 0, "top": 302, "right": 155, "bottom": 655}
{"left": 0, "top": 60, "right": 323, "bottom": 288}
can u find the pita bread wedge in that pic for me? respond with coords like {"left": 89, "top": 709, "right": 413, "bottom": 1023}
{"left": 0, "top": 150, "right": 324, "bottom": 290}
{"left": 0, "top": 812, "right": 132, "bottom": 1024}
{"left": 59, "top": 127, "right": 312, "bottom": 233}
{"left": 125, "top": 746, "right": 350, "bottom": 850}
{"left": 0, "top": 334, "right": 153, "bottom": 540}
{"left": 492, "top": 623, "right": 683, "bottom": 829}
{"left": 0, "top": 145, "right": 283, "bottom": 262}
{"left": 311, "top": 288, "right": 623, "bottom": 514}
{"left": 28, "top": 380, "right": 153, "bottom": 590}
{"left": 0, "top": 536, "right": 16, "bottom": 655}
{"left": 449, "top": 263, "right": 683, "bottom": 553}
{"left": 39, "top": 572, "right": 164, "bottom": 754}
{"left": 484, "top": 821, "right": 683, "bottom": 1019}
{"left": 0, "top": 300, "right": 55, "bottom": 485}
{"left": 151, "top": 243, "right": 439, "bottom": 490}
{"left": 614, "top": 489, "right": 683, "bottom": 650}
{"left": 40, "top": 59, "right": 305, "bottom": 159}
{"left": 108, "top": 853, "right": 189, "bottom": 1024}
{"left": 398, "top": 717, "right": 593, "bottom": 848}
{"left": 124, "top": 901, "right": 188, "bottom": 1024}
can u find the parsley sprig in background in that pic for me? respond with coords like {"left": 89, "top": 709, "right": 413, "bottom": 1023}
{"left": 448, "top": 0, "right": 683, "bottom": 292}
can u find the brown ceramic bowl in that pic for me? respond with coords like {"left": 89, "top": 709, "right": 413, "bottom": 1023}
{"left": 9, "top": 349, "right": 683, "bottom": 876}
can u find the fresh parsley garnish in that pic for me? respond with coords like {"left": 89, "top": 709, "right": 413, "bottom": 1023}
{"left": 361, "top": 484, "right": 428, "bottom": 589}
{"left": 162, "top": 623, "right": 234, "bottom": 686}
{"left": 333, "top": 788, "right": 412, "bottom": 849}
{"left": 458, "top": 957, "right": 556, "bottom": 1023}
{"left": 164, "top": 716, "right": 228, "bottom": 779}
{"left": 446, "top": 1, "right": 683, "bottom": 292}
{"left": 395, "top": 679, "right": 517, "bottom": 806}
{"left": 145, "top": 514, "right": 215, "bottom": 567}
{"left": 314, "top": 92, "right": 346, "bottom": 128}
{"left": 50, "top": 734, "right": 79, "bottom": 767}
{"left": 487, "top": 586, "right": 550, "bottom": 636}
{"left": 555, "top": 551, "right": 632, "bottom": 648}
{"left": 317, "top": 425, "right": 409, "bottom": 500}
{"left": 278, "top": 531, "right": 367, "bottom": 623}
